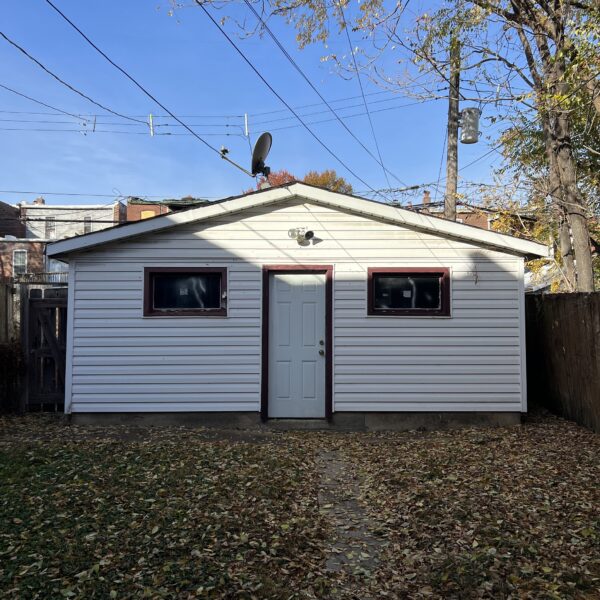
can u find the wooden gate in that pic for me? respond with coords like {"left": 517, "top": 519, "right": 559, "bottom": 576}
{"left": 27, "top": 290, "right": 67, "bottom": 411}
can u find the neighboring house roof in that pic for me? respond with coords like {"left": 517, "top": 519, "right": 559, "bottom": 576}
{"left": 128, "top": 196, "right": 208, "bottom": 209}
{"left": 20, "top": 204, "right": 118, "bottom": 210}
{"left": 47, "top": 182, "right": 550, "bottom": 259}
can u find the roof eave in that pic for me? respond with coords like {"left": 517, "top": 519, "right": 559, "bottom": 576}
{"left": 47, "top": 183, "right": 551, "bottom": 260}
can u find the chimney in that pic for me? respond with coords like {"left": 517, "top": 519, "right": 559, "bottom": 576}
{"left": 33, "top": 197, "right": 45, "bottom": 205}
{"left": 422, "top": 190, "right": 431, "bottom": 206}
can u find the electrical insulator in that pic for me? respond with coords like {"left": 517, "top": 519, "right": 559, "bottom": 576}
{"left": 460, "top": 107, "right": 481, "bottom": 144}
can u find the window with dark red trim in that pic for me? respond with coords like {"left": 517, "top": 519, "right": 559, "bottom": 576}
{"left": 143, "top": 267, "right": 227, "bottom": 317}
{"left": 367, "top": 268, "right": 450, "bottom": 316}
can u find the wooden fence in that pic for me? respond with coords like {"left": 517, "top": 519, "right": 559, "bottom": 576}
{"left": 0, "top": 341, "right": 24, "bottom": 413}
{"left": 0, "top": 281, "right": 13, "bottom": 343}
{"left": 526, "top": 293, "right": 600, "bottom": 432}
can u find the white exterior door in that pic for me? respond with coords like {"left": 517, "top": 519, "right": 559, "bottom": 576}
{"left": 268, "top": 272, "right": 326, "bottom": 418}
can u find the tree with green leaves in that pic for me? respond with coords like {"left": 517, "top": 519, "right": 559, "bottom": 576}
{"left": 217, "top": 0, "right": 598, "bottom": 290}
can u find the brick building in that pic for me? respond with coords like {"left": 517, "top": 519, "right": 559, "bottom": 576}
{"left": 126, "top": 196, "right": 207, "bottom": 221}
{"left": 409, "top": 191, "right": 492, "bottom": 230}
{"left": 0, "top": 200, "right": 45, "bottom": 279}
{"left": 0, "top": 240, "right": 46, "bottom": 279}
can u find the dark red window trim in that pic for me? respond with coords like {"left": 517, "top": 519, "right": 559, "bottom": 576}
{"left": 143, "top": 267, "right": 227, "bottom": 317}
{"left": 367, "top": 267, "right": 451, "bottom": 317}
{"left": 261, "top": 265, "right": 333, "bottom": 422}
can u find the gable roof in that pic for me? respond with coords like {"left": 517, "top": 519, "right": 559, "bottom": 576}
{"left": 47, "top": 182, "right": 550, "bottom": 259}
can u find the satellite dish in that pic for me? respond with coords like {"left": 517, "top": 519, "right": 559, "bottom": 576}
{"left": 251, "top": 132, "right": 272, "bottom": 177}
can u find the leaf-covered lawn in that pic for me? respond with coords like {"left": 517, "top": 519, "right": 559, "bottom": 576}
{"left": 0, "top": 415, "right": 598, "bottom": 599}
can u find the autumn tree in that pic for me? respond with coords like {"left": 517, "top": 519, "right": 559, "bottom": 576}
{"left": 303, "top": 170, "right": 353, "bottom": 194}
{"left": 246, "top": 168, "right": 354, "bottom": 194}
{"left": 258, "top": 168, "right": 297, "bottom": 189}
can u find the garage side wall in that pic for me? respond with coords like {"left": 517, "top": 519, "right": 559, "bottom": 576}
{"left": 67, "top": 199, "right": 525, "bottom": 414}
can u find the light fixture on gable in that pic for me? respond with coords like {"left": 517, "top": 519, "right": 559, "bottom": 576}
{"left": 288, "top": 227, "right": 315, "bottom": 244}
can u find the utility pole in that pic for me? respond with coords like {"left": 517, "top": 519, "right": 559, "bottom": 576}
{"left": 444, "top": 37, "right": 460, "bottom": 221}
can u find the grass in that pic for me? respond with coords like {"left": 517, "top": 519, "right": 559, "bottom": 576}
{"left": 0, "top": 414, "right": 598, "bottom": 599}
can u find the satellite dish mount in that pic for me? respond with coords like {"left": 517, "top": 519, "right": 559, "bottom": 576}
{"left": 218, "top": 132, "right": 273, "bottom": 179}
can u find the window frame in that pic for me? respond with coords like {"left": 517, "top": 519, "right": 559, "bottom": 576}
{"left": 13, "top": 249, "right": 27, "bottom": 276}
{"left": 143, "top": 267, "right": 227, "bottom": 317}
{"left": 367, "top": 267, "right": 451, "bottom": 317}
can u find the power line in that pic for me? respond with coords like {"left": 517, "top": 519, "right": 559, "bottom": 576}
{"left": 250, "top": 89, "right": 394, "bottom": 117}
{"left": 267, "top": 99, "right": 429, "bottom": 131}
{"left": 0, "top": 98, "right": 433, "bottom": 138}
{"left": 339, "top": 5, "right": 392, "bottom": 190}
{"left": 0, "top": 127, "right": 245, "bottom": 137}
{"left": 43, "top": 0, "right": 253, "bottom": 177}
{"left": 0, "top": 189, "right": 219, "bottom": 199}
{"left": 0, "top": 217, "right": 120, "bottom": 224}
{"left": 0, "top": 117, "right": 241, "bottom": 129}
{"left": 0, "top": 88, "right": 428, "bottom": 127}
{"left": 0, "top": 83, "right": 83, "bottom": 120}
{"left": 0, "top": 96, "right": 431, "bottom": 131}
{"left": 0, "top": 31, "right": 146, "bottom": 125}
{"left": 433, "top": 129, "right": 447, "bottom": 202}
{"left": 241, "top": 0, "right": 406, "bottom": 187}
{"left": 193, "top": 0, "right": 386, "bottom": 199}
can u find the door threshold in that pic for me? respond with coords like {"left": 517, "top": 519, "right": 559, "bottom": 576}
{"left": 266, "top": 418, "right": 331, "bottom": 431}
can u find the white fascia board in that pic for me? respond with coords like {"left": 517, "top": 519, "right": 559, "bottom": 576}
{"left": 47, "top": 183, "right": 550, "bottom": 259}
{"left": 291, "top": 184, "right": 550, "bottom": 258}
{"left": 46, "top": 186, "right": 296, "bottom": 257}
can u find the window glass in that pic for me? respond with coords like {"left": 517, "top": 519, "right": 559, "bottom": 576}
{"left": 373, "top": 273, "right": 441, "bottom": 310}
{"left": 152, "top": 272, "right": 221, "bottom": 311}
{"left": 13, "top": 250, "right": 27, "bottom": 275}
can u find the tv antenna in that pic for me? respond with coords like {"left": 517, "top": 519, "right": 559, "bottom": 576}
{"left": 219, "top": 132, "right": 272, "bottom": 179}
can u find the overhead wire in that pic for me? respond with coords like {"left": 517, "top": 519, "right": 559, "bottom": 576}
{"left": 241, "top": 0, "right": 407, "bottom": 187}
{"left": 0, "top": 189, "right": 219, "bottom": 199}
{"left": 268, "top": 99, "right": 428, "bottom": 131}
{"left": 0, "top": 127, "right": 245, "bottom": 136}
{"left": 433, "top": 129, "right": 447, "bottom": 202}
{"left": 0, "top": 87, "right": 435, "bottom": 130}
{"left": 0, "top": 97, "right": 434, "bottom": 138}
{"left": 0, "top": 83, "right": 83, "bottom": 120}
{"left": 0, "top": 31, "right": 147, "bottom": 125}
{"left": 191, "top": 0, "right": 387, "bottom": 199}
{"left": 42, "top": 0, "right": 253, "bottom": 177}
{"left": 338, "top": 4, "right": 393, "bottom": 189}
{"left": 0, "top": 96, "right": 432, "bottom": 127}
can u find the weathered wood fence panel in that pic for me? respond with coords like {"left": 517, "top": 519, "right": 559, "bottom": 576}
{"left": 0, "top": 281, "right": 13, "bottom": 343}
{"left": 526, "top": 293, "right": 600, "bottom": 432}
{"left": 0, "top": 341, "right": 23, "bottom": 413}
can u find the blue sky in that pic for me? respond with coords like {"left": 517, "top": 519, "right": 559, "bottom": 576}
{"left": 0, "top": 0, "right": 504, "bottom": 206}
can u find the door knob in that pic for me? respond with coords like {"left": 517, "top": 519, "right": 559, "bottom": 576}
{"left": 318, "top": 349, "right": 325, "bottom": 356}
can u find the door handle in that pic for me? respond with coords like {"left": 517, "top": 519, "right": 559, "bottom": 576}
{"left": 318, "top": 349, "right": 325, "bottom": 356}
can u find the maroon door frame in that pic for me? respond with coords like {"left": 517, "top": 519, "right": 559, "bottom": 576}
{"left": 261, "top": 265, "right": 333, "bottom": 421}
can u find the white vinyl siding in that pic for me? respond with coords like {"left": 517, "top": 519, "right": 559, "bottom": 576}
{"left": 67, "top": 198, "right": 525, "bottom": 414}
